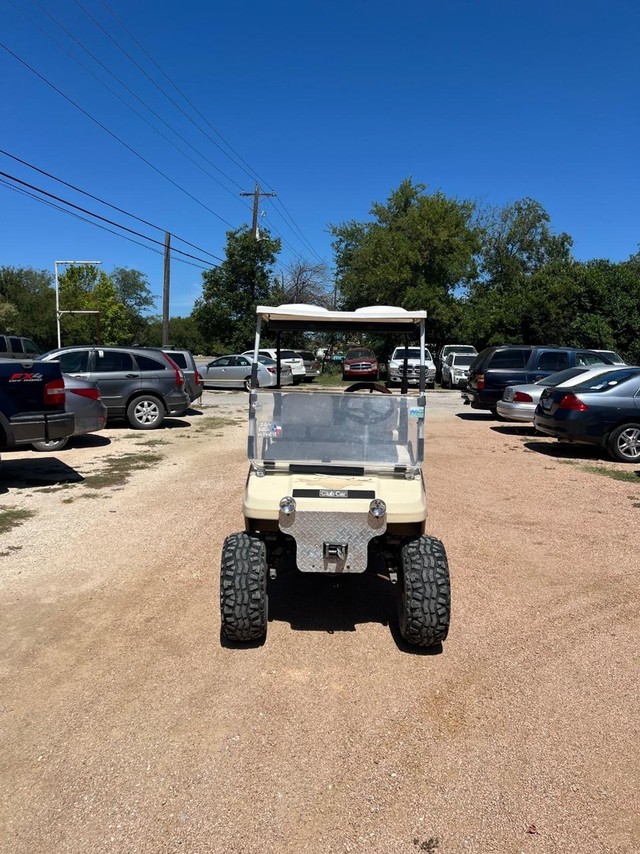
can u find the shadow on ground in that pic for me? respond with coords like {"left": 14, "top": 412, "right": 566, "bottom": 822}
{"left": 455, "top": 412, "right": 496, "bottom": 421}
{"left": 260, "top": 571, "right": 442, "bottom": 655}
{"left": 0, "top": 457, "right": 83, "bottom": 492}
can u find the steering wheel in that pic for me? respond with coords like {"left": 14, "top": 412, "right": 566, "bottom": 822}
{"left": 341, "top": 382, "right": 396, "bottom": 426}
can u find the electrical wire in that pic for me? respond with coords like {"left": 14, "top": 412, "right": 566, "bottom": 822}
{"left": 0, "top": 148, "right": 222, "bottom": 262}
{"left": 89, "top": 0, "right": 325, "bottom": 261}
{"left": 0, "top": 170, "right": 216, "bottom": 266}
{"left": 0, "top": 40, "right": 236, "bottom": 228}
{"left": 22, "top": 0, "right": 250, "bottom": 202}
{"left": 0, "top": 178, "right": 210, "bottom": 270}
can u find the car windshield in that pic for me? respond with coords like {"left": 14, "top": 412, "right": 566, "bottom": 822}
{"left": 537, "top": 367, "right": 590, "bottom": 387}
{"left": 249, "top": 390, "right": 423, "bottom": 475}
{"left": 447, "top": 346, "right": 475, "bottom": 354}
{"left": 452, "top": 355, "right": 473, "bottom": 367}
{"left": 256, "top": 355, "right": 275, "bottom": 365}
{"left": 571, "top": 368, "right": 640, "bottom": 393}
{"left": 280, "top": 350, "right": 300, "bottom": 359}
{"left": 346, "top": 349, "right": 375, "bottom": 359}
{"left": 392, "top": 347, "right": 421, "bottom": 360}
{"left": 298, "top": 351, "right": 315, "bottom": 361}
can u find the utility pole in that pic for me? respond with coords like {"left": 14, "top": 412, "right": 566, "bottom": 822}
{"left": 162, "top": 232, "right": 170, "bottom": 346}
{"left": 240, "top": 184, "right": 276, "bottom": 239}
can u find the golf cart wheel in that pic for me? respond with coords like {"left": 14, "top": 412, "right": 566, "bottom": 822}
{"left": 220, "top": 532, "right": 268, "bottom": 642}
{"left": 126, "top": 395, "right": 165, "bottom": 429}
{"left": 606, "top": 422, "right": 640, "bottom": 463}
{"left": 398, "top": 535, "right": 451, "bottom": 647}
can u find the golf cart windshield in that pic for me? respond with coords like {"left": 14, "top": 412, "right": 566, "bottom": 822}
{"left": 248, "top": 390, "right": 423, "bottom": 476}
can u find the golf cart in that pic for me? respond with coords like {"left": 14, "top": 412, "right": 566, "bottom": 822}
{"left": 220, "top": 304, "right": 451, "bottom": 647}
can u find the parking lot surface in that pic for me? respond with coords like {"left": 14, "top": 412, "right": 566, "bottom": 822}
{"left": 1, "top": 390, "right": 638, "bottom": 853}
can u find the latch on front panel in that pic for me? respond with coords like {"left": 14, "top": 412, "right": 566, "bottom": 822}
{"left": 323, "top": 542, "right": 348, "bottom": 561}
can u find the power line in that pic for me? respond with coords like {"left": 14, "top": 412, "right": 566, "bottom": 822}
{"left": 89, "top": 0, "right": 325, "bottom": 261}
{"left": 0, "top": 170, "right": 216, "bottom": 267}
{"left": 0, "top": 148, "right": 222, "bottom": 262}
{"left": 95, "top": 0, "right": 272, "bottom": 190}
{"left": 21, "top": 0, "right": 250, "bottom": 202}
{"left": 0, "top": 40, "right": 236, "bottom": 228}
{"left": 0, "top": 179, "right": 210, "bottom": 270}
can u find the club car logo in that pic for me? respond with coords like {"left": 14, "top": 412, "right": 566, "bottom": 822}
{"left": 319, "top": 489, "right": 348, "bottom": 498}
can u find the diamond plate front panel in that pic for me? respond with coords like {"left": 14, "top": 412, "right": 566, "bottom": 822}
{"left": 279, "top": 510, "right": 386, "bottom": 573}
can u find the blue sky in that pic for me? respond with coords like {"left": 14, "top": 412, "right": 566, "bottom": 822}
{"left": 1, "top": 0, "right": 638, "bottom": 316}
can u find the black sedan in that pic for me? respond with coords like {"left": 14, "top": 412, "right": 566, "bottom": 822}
{"left": 534, "top": 367, "right": 640, "bottom": 463}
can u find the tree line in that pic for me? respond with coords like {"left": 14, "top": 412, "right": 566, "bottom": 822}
{"left": 2, "top": 178, "right": 639, "bottom": 361}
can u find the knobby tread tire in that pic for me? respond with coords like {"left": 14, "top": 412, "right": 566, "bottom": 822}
{"left": 220, "top": 532, "right": 268, "bottom": 642}
{"left": 399, "top": 535, "right": 451, "bottom": 647}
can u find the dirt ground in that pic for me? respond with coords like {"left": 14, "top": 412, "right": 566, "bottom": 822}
{"left": 1, "top": 390, "right": 638, "bottom": 854}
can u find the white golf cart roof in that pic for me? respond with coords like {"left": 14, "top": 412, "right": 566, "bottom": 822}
{"left": 256, "top": 304, "right": 426, "bottom": 333}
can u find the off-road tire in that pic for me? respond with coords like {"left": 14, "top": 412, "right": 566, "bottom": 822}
{"left": 606, "top": 422, "right": 640, "bottom": 463}
{"left": 126, "top": 395, "right": 165, "bottom": 430}
{"left": 220, "top": 532, "right": 268, "bottom": 642}
{"left": 398, "top": 535, "right": 451, "bottom": 647}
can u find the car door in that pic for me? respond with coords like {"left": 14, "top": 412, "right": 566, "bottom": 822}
{"left": 90, "top": 349, "right": 139, "bottom": 414}
{"left": 203, "top": 356, "right": 234, "bottom": 386}
{"left": 228, "top": 356, "right": 252, "bottom": 387}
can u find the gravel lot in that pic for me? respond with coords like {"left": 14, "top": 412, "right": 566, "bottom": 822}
{"left": 1, "top": 389, "right": 638, "bottom": 854}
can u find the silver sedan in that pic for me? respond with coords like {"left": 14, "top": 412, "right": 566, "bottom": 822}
{"left": 496, "top": 365, "right": 626, "bottom": 422}
{"left": 32, "top": 374, "right": 107, "bottom": 451}
{"left": 197, "top": 354, "right": 294, "bottom": 391}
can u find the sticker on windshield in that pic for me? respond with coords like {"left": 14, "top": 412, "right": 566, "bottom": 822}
{"left": 258, "top": 421, "right": 282, "bottom": 437}
{"left": 409, "top": 407, "right": 425, "bottom": 419}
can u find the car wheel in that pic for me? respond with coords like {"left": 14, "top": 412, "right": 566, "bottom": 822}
{"left": 398, "top": 535, "right": 451, "bottom": 647}
{"left": 607, "top": 423, "right": 640, "bottom": 463}
{"left": 220, "top": 532, "right": 268, "bottom": 642}
{"left": 31, "top": 437, "right": 69, "bottom": 452}
{"left": 244, "top": 377, "right": 260, "bottom": 392}
{"left": 126, "top": 395, "right": 165, "bottom": 430}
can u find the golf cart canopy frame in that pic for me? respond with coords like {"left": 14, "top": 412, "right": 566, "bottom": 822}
{"left": 251, "top": 303, "right": 428, "bottom": 394}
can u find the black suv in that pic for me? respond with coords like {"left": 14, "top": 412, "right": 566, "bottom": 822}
{"left": 462, "top": 345, "right": 615, "bottom": 413}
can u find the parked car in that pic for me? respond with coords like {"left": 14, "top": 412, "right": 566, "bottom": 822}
{"left": 0, "top": 334, "right": 41, "bottom": 359}
{"left": 38, "top": 346, "right": 190, "bottom": 429}
{"left": 32, "top": 375, "right": 107, "bottom": 452}
{"left": 533, "top": 366, "right": 640, "bottom": 463}
{"left": 592, "top": 349, "right": 627, "bottom": 365}
{"left": 242, "top": 349, "right": 306, "bottom": 384}
{"left": 342, "top": 347, "right": 379, "bottom": 381}
{"left": 496, "top": 365, "right": 626, "bottom": 422}
{"left": 296, "top": 350, "right": 322, "bottom": 382}
{"left": 436, "top": 344, "right": 477, "bottom": 382}
{"left": 198, "top": 354, "right": 293, "bottom": 391}
{"left": 387, "top": 346, "right": 436, "bottom": 388}
{"left": 462, "top": 346, "right": 615, "bottom": 414}
{"left": 159, "top": 348, "right": 203, "bottom": 402}
{"left": 441, "top": 353, "right": 475, "bottom": 389}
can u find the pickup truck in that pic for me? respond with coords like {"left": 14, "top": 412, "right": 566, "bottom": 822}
{"left": 0, "top": 359, "right": 75, "bottom": 451}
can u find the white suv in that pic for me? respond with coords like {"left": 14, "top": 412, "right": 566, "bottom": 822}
{"left": 242, "top": 349, "right": 306, "bottom": 384}
{"left": 388, "top": 346, "right": 436, "bottom": 388}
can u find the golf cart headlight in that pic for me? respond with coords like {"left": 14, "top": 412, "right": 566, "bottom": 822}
{"left": 279, "top": 496, "right": 296, "bottom": 515}
{"left": 369, "top": 499, "right": 386, "bottom": 518}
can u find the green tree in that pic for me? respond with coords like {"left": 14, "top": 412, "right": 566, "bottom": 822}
{"left": 330, "top": 179, "right": 480, "bottom": 343}
{"left": 58, "top": 265, "right": 132, "bottom": 345}
{"left": 110, "top": 267, "right": 156, "bottom": 342}
{"left": 193, "top": 226, "right": 281, "bottom": 353}
{"left": 0, "top": 266, "right": 56, "bottom": 347}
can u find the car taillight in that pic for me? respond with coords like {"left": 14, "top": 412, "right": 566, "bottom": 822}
{"left": 195, "top": 371, "right": 203, "bottom": 385}
{"left": 476, "top": 373, "right": 485, "bottom": 389}
{"left": 267, "top": 366, "right": 277, "bottom": 374}
{"left": 513, "top": 391, "right": 533, "bottom": 403}
{"left": 44, "top": 378, "right": 65, "bottom": 406}
{"left": 558, "top": 394, "right": 589, "bottom": 411}
{"left": 163, "top": 354, "right": 185, "bottom": 387}
{"left": 71, "top": 387, "right": 100, "bottom": 400}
